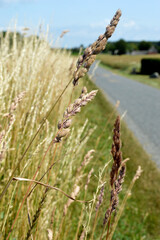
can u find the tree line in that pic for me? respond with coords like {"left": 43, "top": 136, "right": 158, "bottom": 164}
{"left": 103, "top": 39, "right": 160, "bottom": 55}
{"left": 71, "top": 40, "right": 160, "bottom": 55}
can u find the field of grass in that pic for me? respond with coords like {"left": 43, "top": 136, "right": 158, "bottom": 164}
{"left": 0, "top": 25, "right": 160, "bottom": 240}
{"left": 97, "top": 54, "right": 160, "bottom": 89}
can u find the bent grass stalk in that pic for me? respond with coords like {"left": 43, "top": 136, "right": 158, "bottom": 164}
{"left": 12, "top": 177, "right": 92, "bottom": 203}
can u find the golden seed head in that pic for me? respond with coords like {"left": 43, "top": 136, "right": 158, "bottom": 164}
{"left": 74, "top": 98, "right": 82, "bottom": 105}
{"left": 78, "top": 68, "right": 88, "bottom": 78}
{"left": 57, "top": 128, "right": 70, "bottom": 138}
{"left": 84, "top": 55, "right": 96, "bottom": 68}
{"left": 92, "top": 46, "right": 103, "bottom": 54}
{"left": 63, "top": 119, "right": 72, "bottom": 128}
{"left": 98, "top": 34, "right": 104, "bottom": 40}
{"left": 75, "top": 107, "right": 81, "bottom": 113}
{"left": 84, "top": 47, "right": 92, "bottom": 56}
{"left": 67, "top": 104, "right": 74, "bottom": 113}
{"left": 81, "top": 101, "right": 88, "bottom": 106}
{"left": 91, "top": 41, "right": 98, "bottom": 49}
{"left": 77, "top": 56, "right": 83, "bottom": 65}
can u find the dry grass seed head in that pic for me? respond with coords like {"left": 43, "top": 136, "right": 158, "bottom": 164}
{"left": 73, "top": 9, "right": 121, "bottom": 85}
{"left": 56, "top": 88, "right": 98, "bottom": 142}
{"left": 110, "top": 115, "right": 122, "bottom": 187}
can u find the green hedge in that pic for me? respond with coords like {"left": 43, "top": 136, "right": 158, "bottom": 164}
{"left": 141, "top": 58, "right": 160, "bottom": 74}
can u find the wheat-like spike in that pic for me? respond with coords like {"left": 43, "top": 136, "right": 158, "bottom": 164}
{"left": 110, "top": 115, "right": 122, "bottom": 187}
{"left": 56, "top": 88, "right": 98, "bottom": 142}
{"left": 103, "top": 116, "right": 126, "bottom": 227}
{"left": 25, "top": 188, "right": 49, "bottom": 240}
{"left": 73, "top": 9, "right": 122, "bottom": 85}
{"left": 96, "top": 184, "right": 105, "bottom": 211}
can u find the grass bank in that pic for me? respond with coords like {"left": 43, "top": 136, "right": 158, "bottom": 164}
{"left": 97, "top": 54, "right": 160, "bottom": 89}
{"left": 83, "top": 76, "right": 160, "bottom": 239}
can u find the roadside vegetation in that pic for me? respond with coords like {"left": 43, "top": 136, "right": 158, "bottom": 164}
{"left": 97, "top": 54, "right": 160, "bottom": 89}
{"left": 0, "top": 10, "right": 160, "bottom": 240}
{"left": 85, "top": 78, "right": 160, "bottom": 240}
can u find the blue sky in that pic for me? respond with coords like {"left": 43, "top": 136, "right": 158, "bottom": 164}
{"left": 0, "top": 0, "right": 160, "bottom": 48}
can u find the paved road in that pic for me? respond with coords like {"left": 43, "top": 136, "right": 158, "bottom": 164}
{"left": 89, "top": 63, "right": 160, "bottom": 167}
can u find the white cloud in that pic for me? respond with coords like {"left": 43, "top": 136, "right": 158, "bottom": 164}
{"left": 122, "top": 20, "right": 136, "bottom": 28}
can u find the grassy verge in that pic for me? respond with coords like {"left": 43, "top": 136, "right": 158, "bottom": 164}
{"left": 82, "top": 76, "right": 160, "bottom": 239}
{"left": 97, "top": 54, "right": 160, "bottom": 89}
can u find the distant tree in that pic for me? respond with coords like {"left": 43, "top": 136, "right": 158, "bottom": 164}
{"left": 115, "top": 39, "right": 127, "bottom": 55}
{"left": 156, "top": 46, "right": 160, "bottom": 53}
{"left": 155, "top": 41, "right": 160, "bottom": 53}
{"left": 127, "top": 42, "right": 138, "bottom": 53}
{"left": 103, "top": 42, "right": 116, "bottom": 54}
{"left": 71, "top": 47, "right": 80, "bottom": 55}
{"left": 138, "top": 41, "right": 151, "bottom": 50}
{"left": 108, "top": 42, "right": 116, "bottom": 54}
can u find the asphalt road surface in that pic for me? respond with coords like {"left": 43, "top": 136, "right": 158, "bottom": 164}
{"left": 89, "top": 63, "right": 160, "bottom": 167}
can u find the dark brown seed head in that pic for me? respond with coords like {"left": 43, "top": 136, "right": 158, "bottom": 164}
{"left": 110, "top": 116, "right": 122, "bottom": 187}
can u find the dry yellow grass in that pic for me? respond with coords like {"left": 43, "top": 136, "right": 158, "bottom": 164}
{"left": 0, "top": 30, "right": 79, "bottom": 239}
{"left": 1, "top": 11, "right": 133, "bottom": 240}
